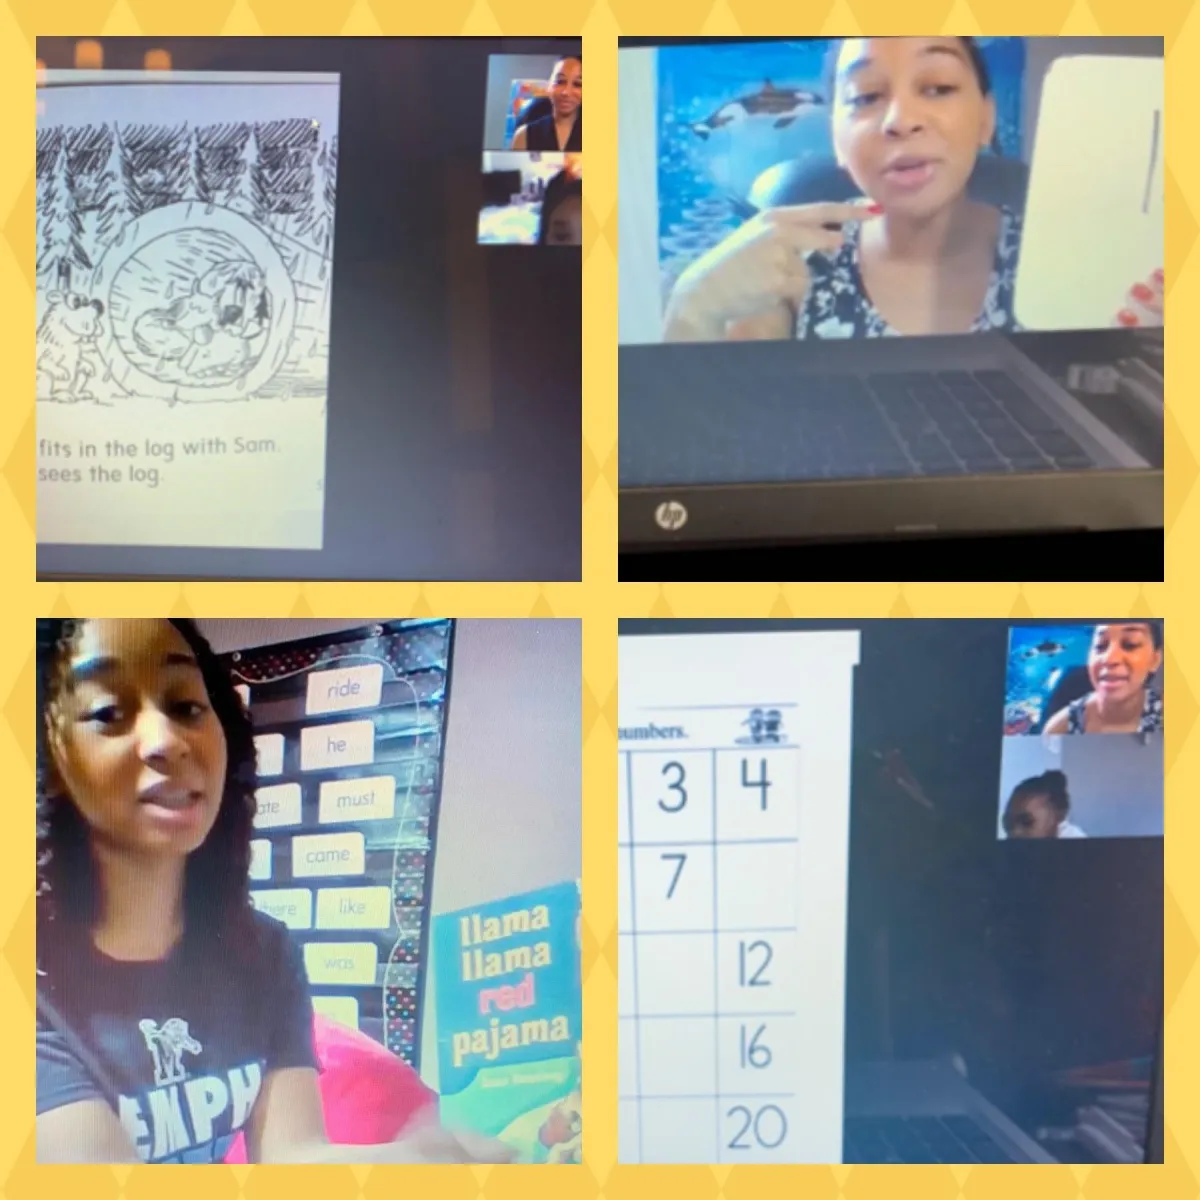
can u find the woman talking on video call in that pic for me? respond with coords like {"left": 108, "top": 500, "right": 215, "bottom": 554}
{"left": 1043, "top": 621, "right": 1164, "bottom": 736}
{"left": 35, "top": 618, "right": 512, "bottom": 1165}
{"left": 511, "top": 55, "right": 582, "bottom": 152}
{"left": 663, "top": 36, "right": 1163, "bottom": 342}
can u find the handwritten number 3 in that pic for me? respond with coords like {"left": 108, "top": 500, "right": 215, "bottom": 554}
{"left": 659, "top": 761, "right": 687, "bottom": 812}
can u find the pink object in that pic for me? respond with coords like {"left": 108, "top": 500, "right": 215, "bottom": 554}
{"left": 223, "top": 1012, "right": 438, "bottom": 1162}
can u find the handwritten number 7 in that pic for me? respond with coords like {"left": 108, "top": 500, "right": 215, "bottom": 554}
{"left": 662, "top": 852, "right": 686, "bottom": 899}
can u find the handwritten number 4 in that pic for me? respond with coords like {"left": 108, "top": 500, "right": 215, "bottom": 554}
{"left": 742, "top": 757, "right": 771, "bottom": 811}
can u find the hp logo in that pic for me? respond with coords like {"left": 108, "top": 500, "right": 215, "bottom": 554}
{"left": 654, "top": 501, "right": 688, "bottom": 532}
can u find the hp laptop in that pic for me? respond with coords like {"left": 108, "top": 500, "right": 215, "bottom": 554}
{"left": 617, "top": 38, "right": 1164, "bottom": 552}
{"left": 618, "top": 619, "right": 1164, "bottom": 1165}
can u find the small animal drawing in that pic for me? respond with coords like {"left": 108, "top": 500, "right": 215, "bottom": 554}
{"left": 138, "top": 1016, "right": 203, "bottom": 1087}
{"left": 691, "top": 80, "right": 825, "bottom": 139}
{"left": 539, "top": 1087, "right": 581, "bottom": 1164}
{"left": 132, "top": 259, "right": 271, "bottom": 380}
{"left": 36, "top": 290, "right": 105, "bottom": 402}
{"left": 1020, "top": 639, "right": 1066, "bottom": 660}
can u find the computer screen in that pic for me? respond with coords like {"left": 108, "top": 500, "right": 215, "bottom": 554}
{"left": 35, "top": 37, "right": 581, "bottom": 581}
{"left": 617, "top": 618, "right": 1164, "bottom": 1165}
{"left": 619, "top": 37, "right": 1163, "bottom": 346}
{"left": 617, "top": 37, "right": 1164, "bottom": 508}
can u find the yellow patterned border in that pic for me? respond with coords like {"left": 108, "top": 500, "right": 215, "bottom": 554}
{"left": 3, "top": 7, "right": 1193, "bottom": 1199}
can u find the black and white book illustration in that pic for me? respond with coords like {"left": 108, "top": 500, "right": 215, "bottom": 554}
{"left": 37, "top": 71, "right": 340, "bottom": 552}
{"left": 37, "top": 73, "right": 339, "bottom": 406}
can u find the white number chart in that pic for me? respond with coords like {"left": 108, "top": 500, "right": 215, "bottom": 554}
{"left": 618, "top": 629, "right": 861, "bottom": 1165}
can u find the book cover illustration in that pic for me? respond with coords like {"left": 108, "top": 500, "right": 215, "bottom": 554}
{"left": 433, "top": 879, "right": 581, "bottom": 1164}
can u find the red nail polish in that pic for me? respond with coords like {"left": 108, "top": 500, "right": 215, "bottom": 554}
{"left": 1131, "top": 283, "right": 1154, "bottom": 302}
{"left": 867, "top": 204, "right": 884, "bottom": 215}
{"left": 1117, "top": 309, "right": 1140, "bottom": 327}
{"left": 1152, "top": 268, "right": 1165, "bottom": 286}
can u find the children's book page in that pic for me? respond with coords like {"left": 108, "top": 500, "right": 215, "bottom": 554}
{"left": 37, "top": 71, "right": 340, "bottom": 550}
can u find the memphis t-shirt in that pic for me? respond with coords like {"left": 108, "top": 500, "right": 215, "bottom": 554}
{"left": 36, "top": 910, "right": 317, "bottom": 1164}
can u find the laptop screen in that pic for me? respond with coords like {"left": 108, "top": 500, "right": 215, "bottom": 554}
{"left": 35, "top": 37, "right": 581, "bottom": 582}
{"left": 618, "top": 37, "right": 1164, "bottom": 501}
{"left": 617, "top": 619, "right": 1164, "bottom": 1164}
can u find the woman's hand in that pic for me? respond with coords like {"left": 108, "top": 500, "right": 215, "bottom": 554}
{"left": 1116, "top": 268, "right": 1164, "bottom": 328}
{"left": 663, "top": 201, "right": 879, "bottom": 342}
{"left": 385, "top": 1117, "right": 517, "bottom": 1164}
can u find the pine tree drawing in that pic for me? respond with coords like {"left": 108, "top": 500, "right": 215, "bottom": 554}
{"left": 304, "top": 141, "right": 335, "bottom": 277}
{"left": 38, "top": 137, "right": 90, "bottom": 291}
{"left": 93, "top": 124, "right": 132, "bottom": 246}
{"left": 187, "top": 127, "right": 206, "bottom": 209}
{"left": 34, "top": 128, "right": 60, "bottom": 271}
{"left": 227, "top": 126, "right": 258, "bottom": 220}
{"left": 251, "top": 126, "right": 276, "bottom": 233}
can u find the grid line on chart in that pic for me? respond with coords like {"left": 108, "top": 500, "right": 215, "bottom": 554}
{"left": 619, "top": 836, "right": 799, "bottom": 848}
{"left": 624, "top": 751, "right": 644, "bottom": 1164}
{"left": 712, "top": 747, "right": 720, "bottom": 1159}
{"left": 621, "top": 1011, "right": 797, "bottom": 1019}
{"left": 619, "top": 926, "right": 798, "bottom": 936}
{"left": 622, "top": 1093, "right": 797, "bottom": 1101}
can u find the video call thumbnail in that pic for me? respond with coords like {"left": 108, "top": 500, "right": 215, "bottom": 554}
{"left": 618, "top": 37, "right": 1163, "bottom": 345}
{"left": 998, "top": 622, "right": 1163, "bottom": 841}
{"left": 479, "top": 152, "right": 582, "bottom": 246}
{"left": 480, "top": 51, "right": 582, "bottom": 247}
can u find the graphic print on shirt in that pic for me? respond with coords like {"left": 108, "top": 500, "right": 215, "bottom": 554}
{"left": 138, "top": 1017, "right": 202, "bottom": 1087}
{"left": 114, "top": 1015, "right": 266, "bottom": 1163}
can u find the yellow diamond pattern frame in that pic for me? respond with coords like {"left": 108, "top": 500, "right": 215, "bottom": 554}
{"left": 1, "top": 7, "right": 1190, "bottom": 1200}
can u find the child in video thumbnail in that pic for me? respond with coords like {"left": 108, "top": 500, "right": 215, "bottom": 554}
{"left": 1001, "top": 769, "right": 1086, "bottom": 839}
{"left": 1043, "top": 622, "right": 1163, "bottom": 736}
{"left": 478, "top": 153, "right": 580, "bottom": 246}
{"left": 538, "top": 168, "right": 583, "bottom": 246}
{"left": 660, "top": 37, "right": 1162, "bottom": 343}
{"left": 511, "top": 55, "right": 581, "bottom": 152}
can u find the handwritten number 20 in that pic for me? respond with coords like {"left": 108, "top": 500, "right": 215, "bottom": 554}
{"left": 727, "top": 1104, "right": 788, "bottom": 1151}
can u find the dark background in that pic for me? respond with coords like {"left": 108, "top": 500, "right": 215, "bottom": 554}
{"left": 621, "top": 619, "right": 1163, "bottom": 1155}
{"left": 36, "top": 37, "right": 581, "bottom": 582}
{"left": 620, "top": 530, "right": 1162, "bottom": 581}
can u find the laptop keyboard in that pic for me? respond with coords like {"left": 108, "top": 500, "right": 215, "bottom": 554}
{"left": 620, "top": 369, "right": 1101, "bottom": 487}
{"left": 844, "top": 1115, "right": 1015, "bottom": 1164}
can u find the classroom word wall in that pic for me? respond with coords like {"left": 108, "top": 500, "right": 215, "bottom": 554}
{"left": 223, "top": 620, "right": 452, "bottom": 1066}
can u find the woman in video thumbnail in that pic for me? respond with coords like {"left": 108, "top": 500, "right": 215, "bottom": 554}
{"left": 538, "top": 169, "right": 583, "bottom": 246}
{"left": 512, "top": 55, "right": 582, "bottom": 152}
{"left": 1002, "top": 770, "right": 1086, "bottom": 839}
{"left": 35, "top": 619, "right": 512, "bottom": 1165}
{"left": 1044, "top": 622, "right": 1164, "bottom": 735}
{"left": 664, "top": 36, "right": 1019, "bottom": 342}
